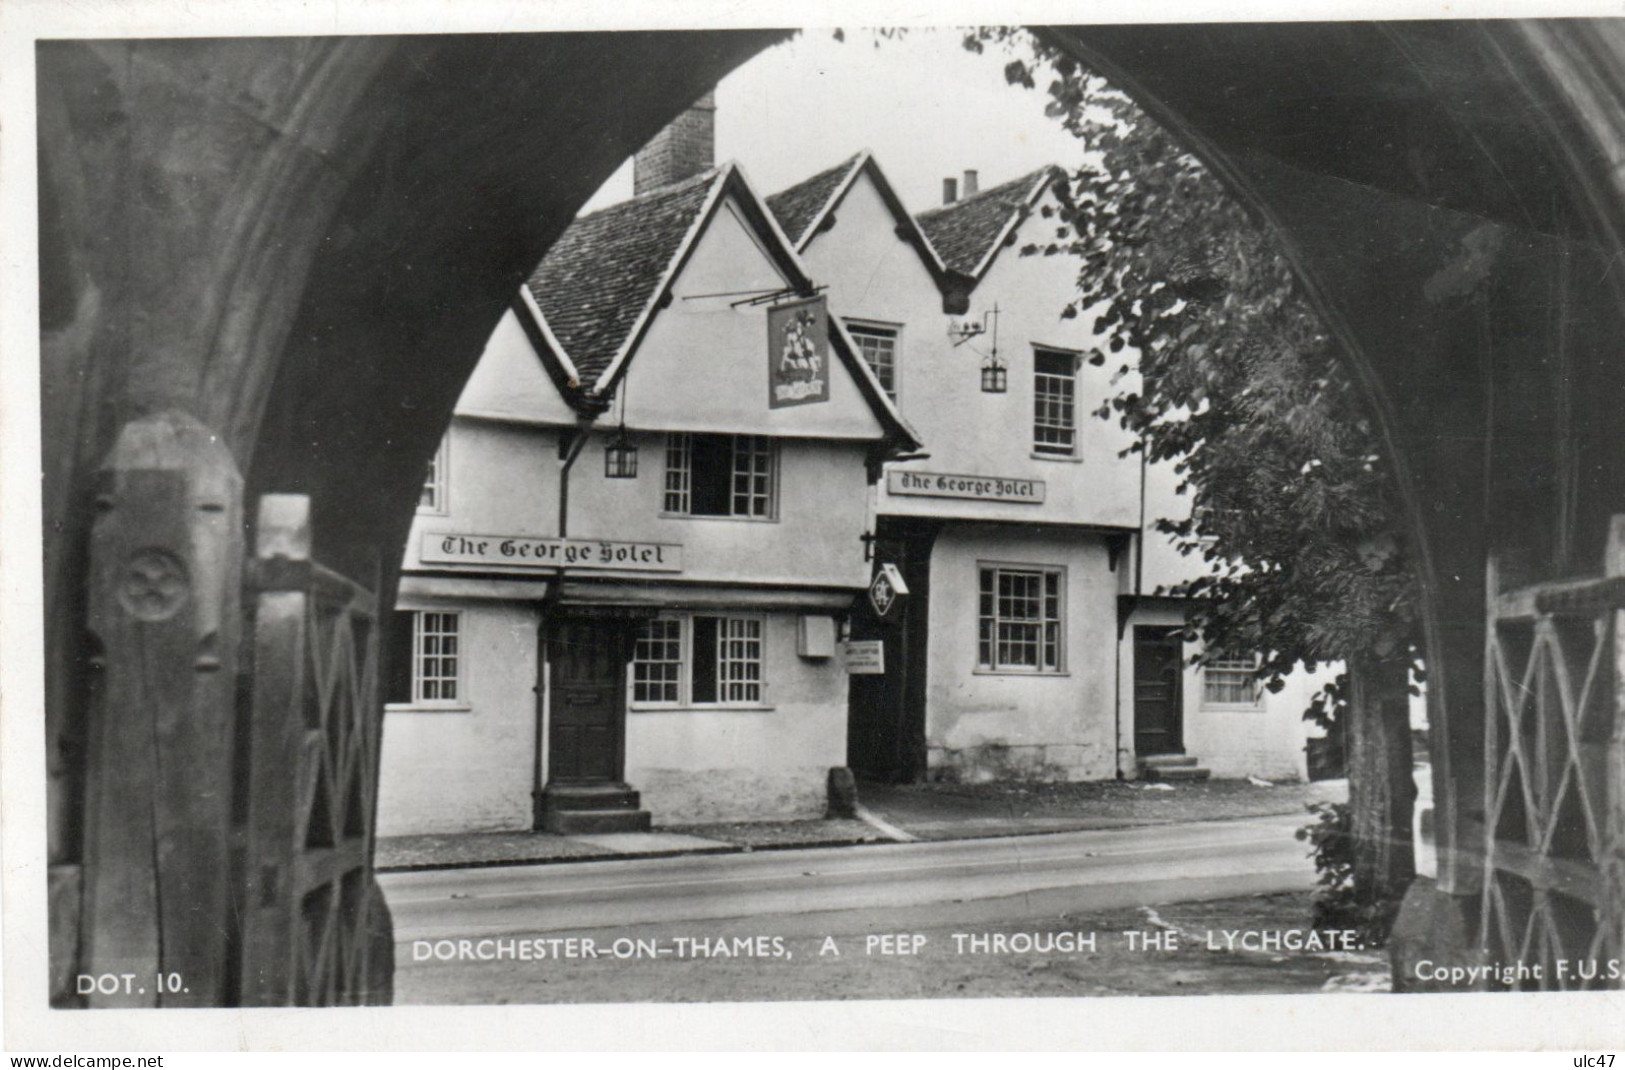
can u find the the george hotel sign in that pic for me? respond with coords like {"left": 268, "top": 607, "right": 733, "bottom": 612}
{"left": 422, "top": 533, "right": 683, "bottom": 572}
{"left": 886, "top": 470, "right": 1045, "bottom": 504}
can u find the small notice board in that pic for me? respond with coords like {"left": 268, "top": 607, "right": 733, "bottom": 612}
{"left": 845, "top": 640, "right": 885, "bottom": 674}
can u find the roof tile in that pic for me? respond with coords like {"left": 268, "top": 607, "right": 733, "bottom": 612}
{"left": 765, "top": 154, "right": 862, "bottom": 247}
{"left": 916, "top": 166, "right": 1059, "bottom": 277}
{"left": 526, "top": 168, "right": 721, "bottom": 383}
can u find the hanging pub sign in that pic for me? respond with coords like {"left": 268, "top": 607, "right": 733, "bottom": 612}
{"left": 868, "top": 562, "right": 909, "bottom": 619}
{"left": 766, "top": 295, "right": 830, "bottom": 408}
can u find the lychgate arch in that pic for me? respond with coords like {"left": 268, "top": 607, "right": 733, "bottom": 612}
{"left": 36, "top": 22, "right": 1625, "bottom": 1004}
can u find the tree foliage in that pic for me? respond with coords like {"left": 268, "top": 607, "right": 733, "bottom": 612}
{"left": 967, "top": 28, "right": 1420, "bottom": 690}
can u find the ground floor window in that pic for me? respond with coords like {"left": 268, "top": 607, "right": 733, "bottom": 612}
{"left": 386, "top": 609, "right": 463, "bottom": 706}
{"left": 631, "top": 614, "right": 765, "bottom": 707}
{"left": 1202, "top": 656, "right": 1262, "bottom": 707}
{"left": 977, "top": 564, "right": 1065, "bottom": 672}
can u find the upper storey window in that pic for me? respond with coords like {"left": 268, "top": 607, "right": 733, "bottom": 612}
{"left": 664, "top": 433, "right": 778, "bottom": 520}
{"left": 418, "top": 435, "right": 448, "bottom": 515}
{"left": 1033, "top": 348, "right": 1078, "bottom": 457}
{"left": 846, "top": 321, "right": 899, "bottom": 402}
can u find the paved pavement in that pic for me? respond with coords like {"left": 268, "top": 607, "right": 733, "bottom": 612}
{"left": 382, "top": 812, "right": 1315, "bottom": 944}
{"left": 859, "top": 777, "right": 1347, "bottom": 840}
{"left": 377, "top": 779, "right": 1346, "bottom": 871}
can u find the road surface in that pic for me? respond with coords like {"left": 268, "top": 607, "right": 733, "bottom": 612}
{"left": 381, "top": 813, "right": 1322, "bottom": 1003}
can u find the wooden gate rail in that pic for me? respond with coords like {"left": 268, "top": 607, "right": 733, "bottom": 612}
{"left": 1482, "top": 515, "right": 1625, "bottom": 990}
{"left": 238, "top": 494, "right": 390, "bottom": 1005}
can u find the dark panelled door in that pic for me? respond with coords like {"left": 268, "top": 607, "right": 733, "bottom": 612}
{"left": 547, "top": 617, "right": 626, "bottom": 782}
{"left": 1133, "top": 626, "right": 1184, "bottom": 756}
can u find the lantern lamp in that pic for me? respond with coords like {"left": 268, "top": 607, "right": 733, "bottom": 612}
{"left": 981, "top": 361, "right": 1008, "bottom": 394}
{"left": 604, "top": 428, "right": 638, "bottom": 478}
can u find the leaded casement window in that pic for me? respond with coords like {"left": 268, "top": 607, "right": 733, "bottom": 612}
{"left": 662, "top": 433, "right": 777, "bottom": 519}
{"left": 630, "top": 614, "right": 765, "bottom": 707}
{"left": 1202, "top": 656, "right": 1263, "bottom": 707}
{"left": 976, "top": 565, "right": 1065, "bottom": 672}
{"left": 846, "top": 321, "right": 899, "bottom": 402}
{"left": 631, "top": 618, "right": 683, "bottom": 704}
{"left": 1033, "top": 347, "right": 1078, "bottom": 456}
{"left": 419, "top": 435, "right": 448, "bottom": 514}
{"left": 386, "top": 610, "right": 463, "bottom": 706}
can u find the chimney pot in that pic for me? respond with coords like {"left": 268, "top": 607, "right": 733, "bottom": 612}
{"left": 942, "top": 177, "right": 958, "bottom": 205}
{"left": 963, "top": 169, "right": 979, "bottom": 196}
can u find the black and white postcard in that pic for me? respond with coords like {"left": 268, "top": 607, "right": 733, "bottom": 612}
{"left": 3, "top": 0, "right": 1624, "bottom": 1052}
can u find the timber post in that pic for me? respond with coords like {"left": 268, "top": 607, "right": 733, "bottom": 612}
{"left": 80, "top": 411, "right": 243, "bottom": 1007}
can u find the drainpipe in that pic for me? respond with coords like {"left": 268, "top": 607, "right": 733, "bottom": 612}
{"left": 557, "top": 424, "right": 591, "bottom": 538}
{"left": 1117, "top": 447, "right": 1151, "bottom": 778}
{"left": 537, "top": 421, "right": 593, "bottom": 821}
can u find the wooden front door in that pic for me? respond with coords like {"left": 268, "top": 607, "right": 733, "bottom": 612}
{"left": 1134, "top": 626, "right": 1184, "bottom": 756}
{"left": 547, "top": 617, "right": 627, "bottom": 783}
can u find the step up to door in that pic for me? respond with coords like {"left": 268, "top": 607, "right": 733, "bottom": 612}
{"left": 1138, "top": 754, "right": 1211, "bottom": 781}
{"left": 1139, "top": 753, "right": 1198, "bottom": 769}
{"left": 541, "top": 784, "right": 643, "bottom": 812}
{"left": 1146, "top": 766, "right": 1211, "bottom": 781}
{"left": 538, "top": 783, "right": 652, "bottom": 833}
{"left": 541, "top": 808, "right": 653, "bottom": 834}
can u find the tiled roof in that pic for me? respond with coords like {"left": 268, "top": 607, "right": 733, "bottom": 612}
{"left": 915, "top": 166, "right": 1059, "bottom": 277}
{"left": 765, "top": 154, "right": 862, "bottom": 247}
{"left": 526, "top": 168, "right": 721, "bottom": 384}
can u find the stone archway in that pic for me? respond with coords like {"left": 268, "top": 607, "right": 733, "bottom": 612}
{"left": 36, "top": 22, "right": 1625, "bottom": 1004}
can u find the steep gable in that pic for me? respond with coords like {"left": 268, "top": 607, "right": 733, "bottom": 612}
{"left": 916, "top": 166, "right": 1062, "bottom": 280}
{"left": 525, "top": 168, "right": 722, "bottom": 386}
{"left": 769, "top": 152, "right": 971, "bottom": 314}
{"left": 515, "top": 162, "right": 921, "bottom": 453}
{"left": 766, "top": 153, "right": 862, "bottom": 249}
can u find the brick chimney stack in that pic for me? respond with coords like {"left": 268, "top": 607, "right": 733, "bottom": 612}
{"left": 633, "top": 91, "right": 717, "bottom": 196}
{"left": 962, "top": 169, "right": 979, "bottom": 197}
{"left": 942, "top": 177, "right": 958, "bottom": 205}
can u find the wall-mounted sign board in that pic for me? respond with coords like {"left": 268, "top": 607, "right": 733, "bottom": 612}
{"left": 887, "top": 470, "right": 1045, "bottom": 504}
{"left": 846, "top": 640, "right": 885, "bottom": 674}
{"left": 422, "top": 533, "right": 683, "bottom": 572}
{"left": 868, "top": 563, "right": 908, "bottom": 619}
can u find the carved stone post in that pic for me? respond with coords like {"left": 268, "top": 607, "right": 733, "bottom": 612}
{"left": 81, "top": 411, "right": 242, "bottom": 1007}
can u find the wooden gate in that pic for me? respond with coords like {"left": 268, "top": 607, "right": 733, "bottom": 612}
{"left": 1481, "top": 516, "right": 1625, "bottom": 990}
{"left": 238, "top": 494, "right": 392, "bottom": 1005}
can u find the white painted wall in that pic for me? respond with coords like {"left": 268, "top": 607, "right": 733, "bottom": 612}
{"left": 456, "top": 307, "right": 578, "bottom": 425}
{"left": 801, "top": 172, "right": 1144, "bottom": 529}
{"left": 923, "top": 525, "right": 1121, "bottom": 781}
{"left": 624, "top": 612, "right": 847, "bottom": 822}
{"left": 377, "top": 600, "right": 540, "bottom": 836}
{"left": 618, "top": 196, "right": 885, "bottom": 441}
{"left": 1138, "top": 452, "right": 1200, "bottom": 595}
{"left": 404, "top": 420, "right": 874, "bottom": 591}
{"left": 895, "top": 187, "right": 1141, "bottom": 529}
{"left": 1114, "top": 601, "right": 1332, "bottom": 782}
{"left": 383, "top": 182, "right": 887, "bottom": 835}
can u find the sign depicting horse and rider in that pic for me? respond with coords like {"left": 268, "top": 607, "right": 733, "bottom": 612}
{"left": 766, "top": 296, "right": 831, "bottom": 409}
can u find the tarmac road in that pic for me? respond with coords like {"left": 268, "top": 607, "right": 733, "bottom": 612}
{"left": 382, "top": 812, "right": 1316, "bottom": 948}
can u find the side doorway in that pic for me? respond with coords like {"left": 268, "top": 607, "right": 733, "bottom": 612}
{"left": 546, "top": 615, "right": 627, "bottom": 783}
{"left": 1133, "top": 626, "right": 1185, "bottom": 757}
{"left": 536, "top": 613, "right": 651, "bottom": 832}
